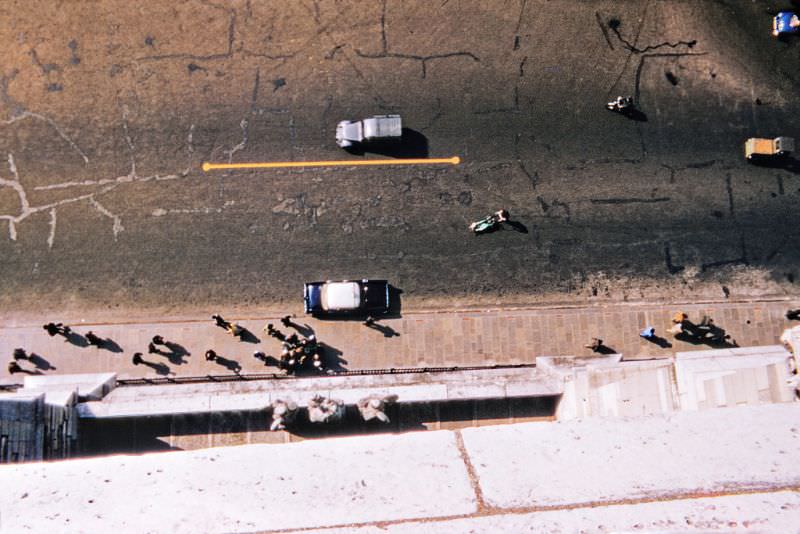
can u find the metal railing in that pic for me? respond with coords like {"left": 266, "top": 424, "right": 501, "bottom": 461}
{"left": 115, "top": 363, "right": 537, "bottom": 387}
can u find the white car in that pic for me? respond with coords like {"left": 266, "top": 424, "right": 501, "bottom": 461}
{"left": 336, "top": 115, "right": 402, "bottom": 148}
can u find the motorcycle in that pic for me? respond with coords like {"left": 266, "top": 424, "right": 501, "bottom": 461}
{"left": 469, "top": 209, "right": 509, "bottom": 234}
{"left": 606, "top": 96, "right": 634, "bottom": 113}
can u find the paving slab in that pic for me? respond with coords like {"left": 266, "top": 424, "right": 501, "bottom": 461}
{"left": 314, "top": 491, "right": 800, "bottom": 533}
{"left": 0, "top": 431, "right": 475, "bottom": 533}
{"left": 460, "top": 403, "right": 800, "bottom": 508}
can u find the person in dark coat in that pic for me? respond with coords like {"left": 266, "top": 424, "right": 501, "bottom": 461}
{"left": 85, "top": 331, "right": 104, "bottom": 347}
{"left": 13, "top": 348, "right": 28, "bottom": 360}
{"left": 132, "top": 352, "right": 144, "bottom": 365}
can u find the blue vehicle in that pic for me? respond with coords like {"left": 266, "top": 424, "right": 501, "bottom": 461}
{"left": 304, "top": 279, "right": 390, "bottom": 316}
{"left": 773, "top": 12, "right": 799, "bottom": 37}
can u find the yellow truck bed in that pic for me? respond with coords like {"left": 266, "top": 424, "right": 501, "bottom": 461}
{"left": 745, "top": 138, "right": 775, "bottom": 158}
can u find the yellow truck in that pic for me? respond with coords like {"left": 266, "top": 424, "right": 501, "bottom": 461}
{"left": 744, "top": 136, "right": 794, "bottom": 160}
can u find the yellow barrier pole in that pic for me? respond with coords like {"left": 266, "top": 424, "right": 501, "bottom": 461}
{"left": 202, "top": 156, "right": 461, "bottom": 172}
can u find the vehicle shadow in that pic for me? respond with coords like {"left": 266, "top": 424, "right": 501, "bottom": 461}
{"left": 344, "top": 128, "right": 429, "bottom": 159}
{"left": 387, "top": 285, "right": 403, "bottom": 318}
{"left": 747, "top": 155, "right": 800, "bottom": 174}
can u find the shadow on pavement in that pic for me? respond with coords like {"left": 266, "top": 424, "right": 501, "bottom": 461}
{"left": 64, "top": 331, "right": 89, "bottom": 347}
{"left": 237, "top": 328, "right": 260, "bottom": 344}
{"left": 318, "top": 342, "right": 348, "bottom": 372}
{"left": 214, "top": 355, "right": 242, "bottom": 374}
{"left": 366, "top": 321, "right": 400, "bottom": 338}
{"left": 343, "top": 128, "right": 429, "bottom": 159}
{"left": 99, "top": 338, "right": 123, "bottom": 353}
{"left": 747, "top": 155, "right": 800, "bottom": 174}
{"left": 28, "top": 353, "right": 56, "bottom": 371}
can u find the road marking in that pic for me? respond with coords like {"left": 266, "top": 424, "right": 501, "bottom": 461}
{"left": 202, "top": 156, "right": 461, "bottom": 172}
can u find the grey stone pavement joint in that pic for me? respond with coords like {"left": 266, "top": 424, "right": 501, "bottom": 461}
{"left": 1, "top": 299, "right": 798, "bottom": 381}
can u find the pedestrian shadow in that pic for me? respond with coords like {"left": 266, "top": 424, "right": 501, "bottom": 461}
{"left": 255, "top": 352, "right": 282, "bottom": 368}
{"left": 214, "top": 356, "right": 242, "bottom": 374}
{"left": 12, "top": 367, "right": 43, "bottom": 375}
{"left": 318, "top": 342, "right": 348, "bottom": 372}
{"left": 164, "top": 341, "right": 190, "bottom": 358}
{"left": 142, "top": 360, "right": 171, "bottom": 376}
{"left": 98, "top": 338, "right": 123, "bottom": 353}
{"left": 595, "top": 345, "right": 618, "bottom": 355}
{"left": 237, "top": 328, "right": 260, "bottom": 344}
{"left": 504, "top": 220, "right": 529, "bottom": 234}
{"left": 28, "top": 353, "right": 57, "bottom": 371}
{"left": 152, "top": 347, "right": 188, "bottom": 366}
{"left": 645, "top": 335, "right": 672, "bottom": 349}
{"left": 620, "top": 108, "right": 648, "bottom": 122}
{"left": 64, "top": 331, "right": 89, "bottom": 347}
{"left": 284, "top": 320, "right": 315, "bottom": 338}
{"left": 674, "top": 331, "right": 738, "bottom": 349}
{"left": 366, "top": 322, "right": 400, "bottom": 338}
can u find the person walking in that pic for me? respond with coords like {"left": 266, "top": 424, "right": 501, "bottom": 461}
{"left": 148, "top": 342, "right": 159, "bottom": 354}
{"left": 43, "top": 322, "right": 61, "bottom": 336}
{"left": 8, "top": 361, "right": 22, "bottom": 374}
{"left": 152, "top": 335, "right": 165, "bottom": 345}
{"left": 639, "top": 327, "right": 656, "bottom": 340}
{"left": 212, "top": 314, "right": 230, "bottom": 329}
{"left": 364, "top": 316, "right": 376, "bottom": 327}
{"left": 585, "top": 338, "right": 604, "bottom": 352}
{"left": 786, "top": 309, "right": 800, "bottom": 321}
{"left": 85, "top": 331, "right": 103, "bottom": 347}
{"left": 12, "top": 348, "right": 28, "bottom": 360}
{"left": 132, "top": 352, "right": 144, "bottom": 365}
{"left": 280, "top": 315, "right": 293, "bottom": 328}
{"left": 205, "top": 349, "right": 217, "bottom": 361}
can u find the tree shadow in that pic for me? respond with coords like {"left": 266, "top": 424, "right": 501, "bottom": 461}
{"left": 344, "top": 128, "right": 429, "bottom": 159}
{"left": 28, "top": 353, "right": 57, "bottom": 371}
{"left": 214, "top": 356, "right": 242, "bottom": 374}
{"left": 318, "top": 342, "right": 348, "bottom": 373}
{"left": 64, "top": 331, "right": 89, "bottom": 347}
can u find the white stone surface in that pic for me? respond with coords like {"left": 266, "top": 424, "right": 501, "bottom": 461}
{"left": 461, "top": 403, "right": 800, "bottom": 508}
{"left": 0, "top": 431, "right": 475, "bottom": 533}
{"left": 315, "top": 491, "right": 800, "bottom": 533}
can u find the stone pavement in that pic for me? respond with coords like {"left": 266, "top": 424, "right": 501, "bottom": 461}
{"left": 1, "top": 299, "right": 798, "bottom": 382}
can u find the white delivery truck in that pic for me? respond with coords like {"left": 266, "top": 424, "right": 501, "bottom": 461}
{"left": 336, "top": 115, "right": 402, "bottom": 148}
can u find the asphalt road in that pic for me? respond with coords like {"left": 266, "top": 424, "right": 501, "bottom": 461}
{"left": 1, "top": 0, "right": 799, "bottom": 318}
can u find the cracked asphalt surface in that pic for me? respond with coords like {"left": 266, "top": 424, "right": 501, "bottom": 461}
{"left": 1, "top": 0, "right": 799, "bottom": 318}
